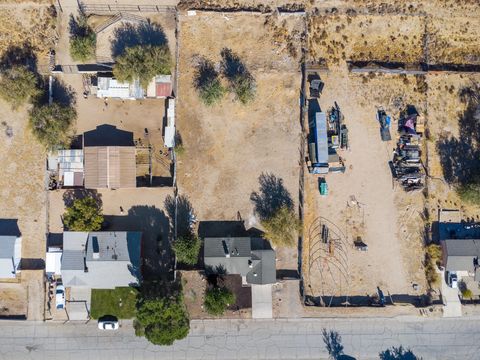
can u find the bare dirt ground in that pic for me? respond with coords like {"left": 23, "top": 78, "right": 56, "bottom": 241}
{"left": 176, "top": 12, "right": 302, "bottom": 223}
{"left": 0, "top": 100, "right": 47, "bottom": 320}
{"left": 0, "top": 283, "right": 27, "bottom": 317}
{"left": 302, "top": 72, "right": 427, "bottom": 302}
{"left": 425, "top": 73, "right": 480, "bottom": 221}
{"left": 181, "top": 271, "right": 251, "bottom": 319}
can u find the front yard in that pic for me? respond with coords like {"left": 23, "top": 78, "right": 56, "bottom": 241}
{"left": 90, "top": 287, "right": 138, "bottom": 319}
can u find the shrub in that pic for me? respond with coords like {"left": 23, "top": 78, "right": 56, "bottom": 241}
{"left": 69, "top": 14, "right": 96, "bottom": 62}
{"left": 426, "top": 243, "right": 442, "bottom": 266}
{"left": 70, "top": 32, "right": 96, "bottom": 62}
{"left": 457, "top": 181, "right": 480, "bottom": 206}
{"left": 0, "top": 65, "right": 40, "bottom": 109}
{"left": 28, "top": 103, "right": 76, "bottom": 150}
{"left": 204, "top": 287, "right": 235, "bottom": 316}
{"left": 461, "top": 288, "right": 473, "bottom": 299}
{"left": 135, "top": 296, "right": 189, "bottom": 345}
{"left": 261, "top": 205, "right": 301, "bottom": 247}
{"left": 63, "top": 197, "right": 103, "bottom": 231}
{"left": 113, "top": 45, "right": 171, "bottom": 88}
{"left": 194, "top": 59, "right": 225, "bottom": 106}
{"left": 231, "top": 74, "right": 255, "bottom": 104}
{"left": 172, "top": 232, "right": 201, "bottom": 265}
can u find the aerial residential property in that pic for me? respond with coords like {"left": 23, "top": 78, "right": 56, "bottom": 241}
{"left": 0, "top": 0, "right": 479, "bottom": 358}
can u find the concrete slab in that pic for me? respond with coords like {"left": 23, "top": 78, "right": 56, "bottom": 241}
{"left": 251, "top": 284, "right": 272, "bottom": 319}
{"left": 441, "top": 270, "right": 462, "bottom": 317}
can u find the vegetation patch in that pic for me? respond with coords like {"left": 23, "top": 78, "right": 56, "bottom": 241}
{"left": 90, "top": 287, "right": 138, "bottom": 319}
{"left": 63, "top": 196, "right": 104, "bottom": 231}
{"left": 204, "top": 286, "right": 235, "bottom": 316}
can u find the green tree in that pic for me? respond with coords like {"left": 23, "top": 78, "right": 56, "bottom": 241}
{"left": 0, "top": 65, "right": 40, "bottom": 109}
{"left": 461, "top": 288, "right": 473, "bottom": 299}
{"left": 172, "top": 232, "right": 201, "bottom": 266}
{"left": 194, "top": 60, "right": 225, "bottom": 106}
{"left": 261, "top": 205, "right": 301, "bottom": 247}
{"left": 135, "top": 296, "right": 189, "bottom": 345}
{"left": 29, "top": 103, "right": 76, "bottom": 150}
{"left": 69, "top": 14, "right": 96, "bottom": 62}
{"left": 113, "top": 45, "right": 171, "bottom": 88}
{"left": 204, "top": 286, "right": 235, "bottom": 316}
{"left": 457, "top": 181, "right": 480, "bottom": 206}
{"left": 63, "top": 197, "right": 103, "bottom": 231}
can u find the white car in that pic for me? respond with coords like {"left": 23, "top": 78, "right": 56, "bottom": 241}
{"left": 55, "top": 284, "right": 65, "bottom": 309}
{"left": 98, "top": 317, "right": 119, "bottom": 330}
{"left": 448, "top": 272, "right": 458, "bottom": 289}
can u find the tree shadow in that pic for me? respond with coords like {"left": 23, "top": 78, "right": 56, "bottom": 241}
{"left": 68, "top": 13, "right": 90, "bottom": 38}
{"left": 436, "top": 85, "right": 480, "bottom": 185}
{"left": 62, "top": 189, "right": 102, "bottom": 208}
{"left": 322, "top": 328, "right": 346, "bottom": 360}
{"left": 250, "top": 173, "right": 293, "bottom": 221}
{"left": 0, "top": 43, "right": 37, "bottom": 72}
{"left": 379, "top": 346, "right": 421, "bottom": 360}
{"left": 111, "top": 21, "right": 168, "bottom": 58}
{"left": 103, "top": 205, "right": 172, "bottom": 281}
{"left": 51, "top": 77, "right": 76, "bottom": 107}
{"left": 220, "top": 48, "right": 249, "bottom": 80}
{"left": 193, "top": 57, "right": 220, "bottom": 91}
{"left": 164, "top": 194, "right": 194, "bottom": 238}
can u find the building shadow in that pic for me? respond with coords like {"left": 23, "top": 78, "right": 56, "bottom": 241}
{"left": 250, "top": 173, "right": 294, "bottom": 221}
{"left": 83, "top": 124, "right": 135, "bottom": 147}
{"left": 19, "top": 259, "right": 45, "bottom": 271}
{"left": 198, "top": 220, "right": 248, "bottom": 238}
{"left": 0, "top": 219, "right": 21, "bottom": 237}
{"left": 111, "top": 21, "right": 168, "bottom": 58}
{"left": 103, "top": 205, "right": 172, "bottom": 281}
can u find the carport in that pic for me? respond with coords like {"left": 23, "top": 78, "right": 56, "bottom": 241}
{"left": 251, "top": 284, "right": 273, "bottom": 319}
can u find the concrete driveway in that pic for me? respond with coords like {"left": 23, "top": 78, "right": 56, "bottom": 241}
{"left": 251, "top": 284, "right": 272, "bottom": 319}
{"left": 441, "top": 270, "right": 462, "bottom": 317}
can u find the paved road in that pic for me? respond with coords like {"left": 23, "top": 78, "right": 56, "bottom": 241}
{"left": 1, "top": 317, "right": 480, "bottom": 360}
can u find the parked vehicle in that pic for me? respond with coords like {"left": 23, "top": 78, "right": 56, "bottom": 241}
{"left": 98, "top": 316, "right": 119, "bottom": 330}
{"left": 55, "top": 284, "right": 65, "bottom": 309}
{"left": 447, "top": 271, "right": 458, "bottom": 289}
{"left": 377, "top": 108, "right": 391, "bottom": 141}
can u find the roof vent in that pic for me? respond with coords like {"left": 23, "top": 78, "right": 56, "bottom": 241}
{"left": 92, "top": 236, "right": 100, "bottom": 259}
{"left": 222, "top": 240, "right": 230, "bottom": 258}
{"left": 248, "top": 260, "right": 253, "bottom": 268}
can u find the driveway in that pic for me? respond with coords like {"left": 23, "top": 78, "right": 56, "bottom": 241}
{"left": 251, "top": 284, "right": 272, "bottom": 319}
{"left": 441, "top": 270, "right": 462, "bottom": 317}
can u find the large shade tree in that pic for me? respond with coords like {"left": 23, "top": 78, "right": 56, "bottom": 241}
{"left": 0, "top": 65, "right": 40, "bottom": 109}
{"left": 63, "top": 197, "right": 104, "bottom": 231}
{"left": 113, "top": 45, "right": 171, "bottom": 88}
{"left": 29, "top": 103, "right": 76, "bottom": 150}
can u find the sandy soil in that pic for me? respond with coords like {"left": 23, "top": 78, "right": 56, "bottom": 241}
{"left": 0, "top": 98, "right": 47, "bottom": 319}
{"left": 302, "top": 71, "right": 428, "bottom": 300}
{"left": 176, "top": 12, "right": 302, "bottom": 224}
{"left": 0, "top": 283, "right": 27, "bottom": 316}
{"left": 0, "top": 6, "right": 56, "bottom": 62}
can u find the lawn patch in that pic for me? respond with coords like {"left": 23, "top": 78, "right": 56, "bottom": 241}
{"left": 90, "top": 287, "right": 138, "bottom": 319}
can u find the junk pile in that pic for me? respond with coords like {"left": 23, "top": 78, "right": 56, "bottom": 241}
{"left": 390, "top": 106, "right": 425, "bottom": 191}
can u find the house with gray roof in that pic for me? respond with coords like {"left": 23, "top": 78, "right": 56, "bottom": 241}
{"left": 204, "top": 237, "right": 276, "bottom": 285}
{"left": 61, "top": 231, "right": 142, "bottom": 289}
{"left": 439, "top": 209, "right": 480, "bottom": 280}
{"left": 0, "top": 235, "right": 22, "bottom": 279}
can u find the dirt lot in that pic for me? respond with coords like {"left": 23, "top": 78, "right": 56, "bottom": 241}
{"left": 302, "top": 71, "right": 428, "bottom": 301}
{"left": 425, "top": 73, "right": 480, "bottom": 221}
{"left": 176, "top": 12, "right": 302, "bottom": 223}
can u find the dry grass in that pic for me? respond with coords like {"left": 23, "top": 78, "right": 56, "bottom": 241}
{"left": 0, "top": 6, "right": 56, "bottom": 60}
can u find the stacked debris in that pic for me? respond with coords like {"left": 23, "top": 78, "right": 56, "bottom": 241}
{"left": 391, "top": 106, "right": 425, "bottom": 191}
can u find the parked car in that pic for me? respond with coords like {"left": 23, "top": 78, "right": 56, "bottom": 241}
{"left": 55, "top": 284, "right": 65, "bottom": 309}
{"left": 98, "top": 316, "right": 119, "bottom": 330}
{"left": 447, "top": 271, "right": 458, "bottom": 289}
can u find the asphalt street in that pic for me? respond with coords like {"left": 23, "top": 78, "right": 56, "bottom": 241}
{"left": 1, "top": 317, "right": 479, "bottom": 360}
